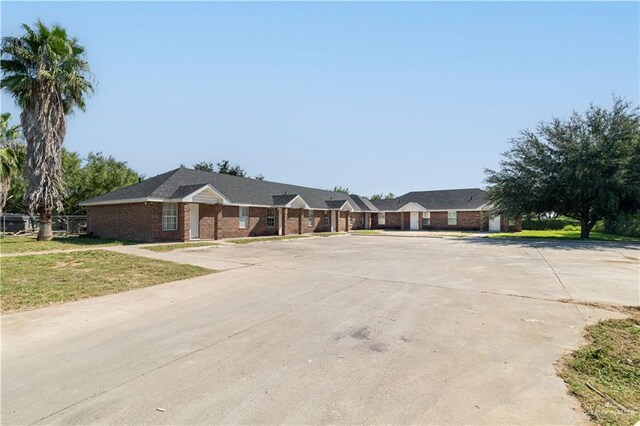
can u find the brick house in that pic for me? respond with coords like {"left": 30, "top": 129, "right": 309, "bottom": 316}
{"left": 370, "top": 189, "right": 522, "bottom": 232}
{"left": 81, "top": 168, "right": 519, "bottom": 242}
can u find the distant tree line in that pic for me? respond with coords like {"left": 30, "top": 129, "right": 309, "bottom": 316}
{"left": 183, "top": 160, "right": 265, "bottom": 180}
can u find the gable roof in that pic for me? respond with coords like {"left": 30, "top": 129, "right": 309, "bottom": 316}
{"left": 371, "top": 188, "right": 488, "bottom": 211}
{"left": 349, "top": 195, "right": 379, "bottom": 212}
{"left": 81, "top": 167, "right": 374, "bottom": 211}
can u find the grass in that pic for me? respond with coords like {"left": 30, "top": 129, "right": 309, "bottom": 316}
{"left": 350, "top": 229, "right": 382, "bottom": 235}
{"left": 0, "top": 250, "right": 213, "bottom": 312}
{"left": 143, "top": 242, "right": 219, "bottom": 252}
{"left": 229, "top": 235, "right": 311, "bottom": 244}
{"left": 488, "top": 230, "right": 640, "bottom": 243}
{"left": 0, "top": 235, "right": 137, "bottom": 254}
{"left": 558, "top": 314, "right": 640, "bottom": 426}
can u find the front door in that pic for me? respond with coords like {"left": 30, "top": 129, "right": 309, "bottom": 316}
{"left": 410, "top": 212, "right": 419, "bottom": 230}
{"left": 331, "top": 211, "right": 337, "bottom": 232}
{"left": 190, "top": 204, "right": 199, "bottom": 239}
{"left": 489, "top": 216, "right": 501, "bottom": 232}
{"left": 278, "top": 209, "right": 283, "bottom": 235}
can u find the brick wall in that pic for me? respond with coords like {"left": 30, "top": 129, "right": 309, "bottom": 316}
{"left": 199, "top": 204, "right": 216, "bottom": 239}
{"left": 501, "top": 215, "right": 523, "bottom": 232}
{"left": 302, "top": 210, "right": 331, "bottom": 233}
{"left": 218, "top": 206, "right": 279, "bottom": 238}
{"left": 382, "top": 212, "right": 402, "bottom": 229}
{"left": 87, "top": 203, "right": 151, "bottom": 241}
{"left": 371, "top": 213, "right": 379, "bottom": 229}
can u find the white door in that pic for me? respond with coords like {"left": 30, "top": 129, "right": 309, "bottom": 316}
{"left": 331, "top": 211, "right": 336, "bottom": 232}
{"left": 364, "top": 213, "right": 369, "bottom": 229}
{"left": 278, "top": 209, "right": 283, "bottom": 235}
{"left": 410, "top": 212, "right": 419, "bottom": 230}
{"left": 190, "top": 204, "right": 199, "bottom": 239}
{"left": 489, "top": 216, "right": 501, "bottom": 232}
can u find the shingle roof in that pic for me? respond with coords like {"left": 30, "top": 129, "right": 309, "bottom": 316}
{"left": 349, "top": 195, "right": 379, "bottom": 212}
{"left": 371, "top": 188, "right": 488, "bottom": 211}
{"left": 82, "top": 168, "right": 374, "bottom": 211}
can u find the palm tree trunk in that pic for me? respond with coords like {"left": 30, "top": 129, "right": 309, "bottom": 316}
{"left": 0, "top": 176, "right": 10, "bottom": 214}
{"left": 37, "top": 205, "right": 53, "bottom": 241}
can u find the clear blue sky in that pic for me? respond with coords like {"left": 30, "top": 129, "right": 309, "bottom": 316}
{"left": 2, "top": 2, "right": 638, "bottom": 196}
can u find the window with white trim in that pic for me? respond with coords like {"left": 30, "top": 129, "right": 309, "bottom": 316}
{"left": 324, "top": 211, "right": 329, "bottom": 226}
{"left": 349, "top": 213, "right": 353, "bottom": 225}
{"left": 379, "top": 212, "right": 386, "bottom": 226}
{"left": 162, "top": 203, "right": 178, "bottom": 231}
{"left": 308, "top": 210, "right": 314, "bottom": 227}
{"left": 239, "top": 207, "right": 249, "bottom": 229}
{"left": 448, "top": 210, "right": 457, "bottom": 226}
{"left": 267, "top": 208, "right": 275, "bottom": 227}
{"left": 423, "top": 211, "right": 431, "bottom": 227}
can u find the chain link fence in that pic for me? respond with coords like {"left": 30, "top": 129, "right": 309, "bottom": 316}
{"left": 1, "top": 214, "right": 87, "bottom": 236}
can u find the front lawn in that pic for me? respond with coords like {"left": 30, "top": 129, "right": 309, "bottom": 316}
{"left": 1, "top": 250, "right": 213, "bottom": 312}
{"left": 144, "top": 242, "right": 219, "bottom": 252}
{"left": 488, "top": 230, "right": 640, "bottom": 243}
{"left": 558, "top": 315, "right": 640, "bottom": 426}
{"left": 229, "top": 235, "right": 311, "bottom": 244}
{"left": 0, "top": 235, "right": 137, "bottom": 254}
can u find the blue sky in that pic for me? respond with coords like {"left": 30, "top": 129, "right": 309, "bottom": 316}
{"left": 2, "top": 2, "right": 638, "bottom": 196}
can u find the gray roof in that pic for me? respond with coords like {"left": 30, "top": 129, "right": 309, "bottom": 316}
{"left": 82, "top": 168, "right": 377, "bottom": 211}
{"left": 372, "top": 188, "right": 488, "bottom": 211}
{"left": 349, "top": 195, "right": 379, "bottom": 212}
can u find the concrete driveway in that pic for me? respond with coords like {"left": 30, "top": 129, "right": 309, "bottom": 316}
{"left": 2, "top": 235, "right": 638, "bottom": 425}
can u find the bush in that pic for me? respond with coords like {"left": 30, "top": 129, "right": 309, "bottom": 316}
{"left": 562, "top": 224, "right": 581, "bottom": 231}
{"left": 604, "top": 214, "right": 640, "bottom": 237}
{"left": 523, "top": 218, "right": 579, "bottom": 230}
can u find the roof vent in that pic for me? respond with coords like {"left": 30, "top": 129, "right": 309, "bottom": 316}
{"left": 468, "top": 196, "right": 473, "bottom": 202}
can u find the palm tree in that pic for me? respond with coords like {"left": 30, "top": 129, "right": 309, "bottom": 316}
{"left": 0, "top": 113, "right": 23, "bottom": 214}
{"left": 1, "top": 21, "right": 93, "bottom": 240}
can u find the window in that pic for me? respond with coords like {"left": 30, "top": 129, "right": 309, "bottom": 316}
{"left": 447, "top": 210, "right": 457, "bottom": 226}
{"left": 349, "top": 214, "right": 353, "bottom": 225}
{"left": 239, "top": 207, "right": 249, "bottom": 229}
{"left": 308, "top": 210, "right": 314, "bottom": 227}
{"left": 423, "top": 211, "right": 431, "bottom": 227}
{"left": 267, "top": 208, "right": 275, "bottom": 227}
{"left": 379, "top": 212, "right": 386, "bottom": 226}
{"left": 162, "top": 203, "right": 178, "bottom": 231}
{"left": 508, "top": 218, "right": 515, "bottom": 227}
{"left": 324, "top": 211, "right": 329, "bottom": 226}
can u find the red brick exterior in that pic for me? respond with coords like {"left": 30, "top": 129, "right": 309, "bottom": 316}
{"left": 87, "top": 201, "right": 522, "bottom": 243}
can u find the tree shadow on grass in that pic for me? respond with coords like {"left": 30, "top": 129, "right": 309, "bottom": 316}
{"left": 462, "top": 236, "right": 640, "bottom": 253}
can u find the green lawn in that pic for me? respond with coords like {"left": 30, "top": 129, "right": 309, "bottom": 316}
{"left": 229, "top": 235, "right": 312, "bottom": 244}
{"left": 350, "top": 230, "right": 382, "bottom": 235}
{"left": 558, "top": 315, "right": 640, "bottom": 426}
{"left": 0, "top": 235, "right": 137, "bottom": 254}
{"left": 488, "top": 230, "right": 640, "bottom": 243}
{"left": 144, "top": 242, "right": 219, "bottom": 252}
{"left": 1, "top": 250, "right": 213, "bottom": 312}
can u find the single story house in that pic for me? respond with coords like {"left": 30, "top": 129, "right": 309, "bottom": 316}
{"left": 80, "top": 167, "right": 520, "bottom": 242}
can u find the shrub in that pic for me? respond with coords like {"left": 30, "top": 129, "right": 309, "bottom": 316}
{"left": 523, "top": 218, "right": 579, "bottom": 230}
{"left": 562, "top": 224, "right": 581, "bottom": 232}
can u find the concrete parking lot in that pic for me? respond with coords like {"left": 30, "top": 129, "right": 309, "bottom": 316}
{"left": 2, "top": 235, "right": 638, "bottom": 424}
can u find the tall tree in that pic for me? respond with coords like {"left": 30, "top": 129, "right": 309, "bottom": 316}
{"left": 1, "top": 21, "right": 94, "bottom": 240}
{"left": 65, "top": 152, "right": 139, "bottom": 214}
{"left": 193, "top": 161, "right": 214, "bottom": 172}
{"left": 216, "top": 160, "right": 246, "bottom": 177}
{"left": 0, "top": 113, "right": 23, "bottom": 213}
{"left": 332, "top": 186, "right": 349, "bottom": 194}
{"left": 485, "top": 97, "right": 640, "bottom": 239}
{"left": 370, "top": 192, "right": 395, "bottom": 200}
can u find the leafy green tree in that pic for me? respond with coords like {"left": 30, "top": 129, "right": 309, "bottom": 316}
{"left": 485, "top": 97, "right": 640, "bottom": 239}
{"left": 1, "top": 21, "right": 94, "bottom": 240}
{"left": 66, "top": 152, "right": 139, "bottom": 214}
{"left": 0, "top": 113, "right": 23, "bottom": 213}
{"left": 332, "top": 186, "right": 349, "bottom": 194}
{"left": 216, "top": 160, "right": 246, "bottom": 177}
{"left": 193, "top": 161, "right": 214, "bottom": 172}
{"left": 254, "top": 173, "right": 265, "bottom": 181}
{"left": 370, "top": 192, "right": 395, "bottom": 200}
